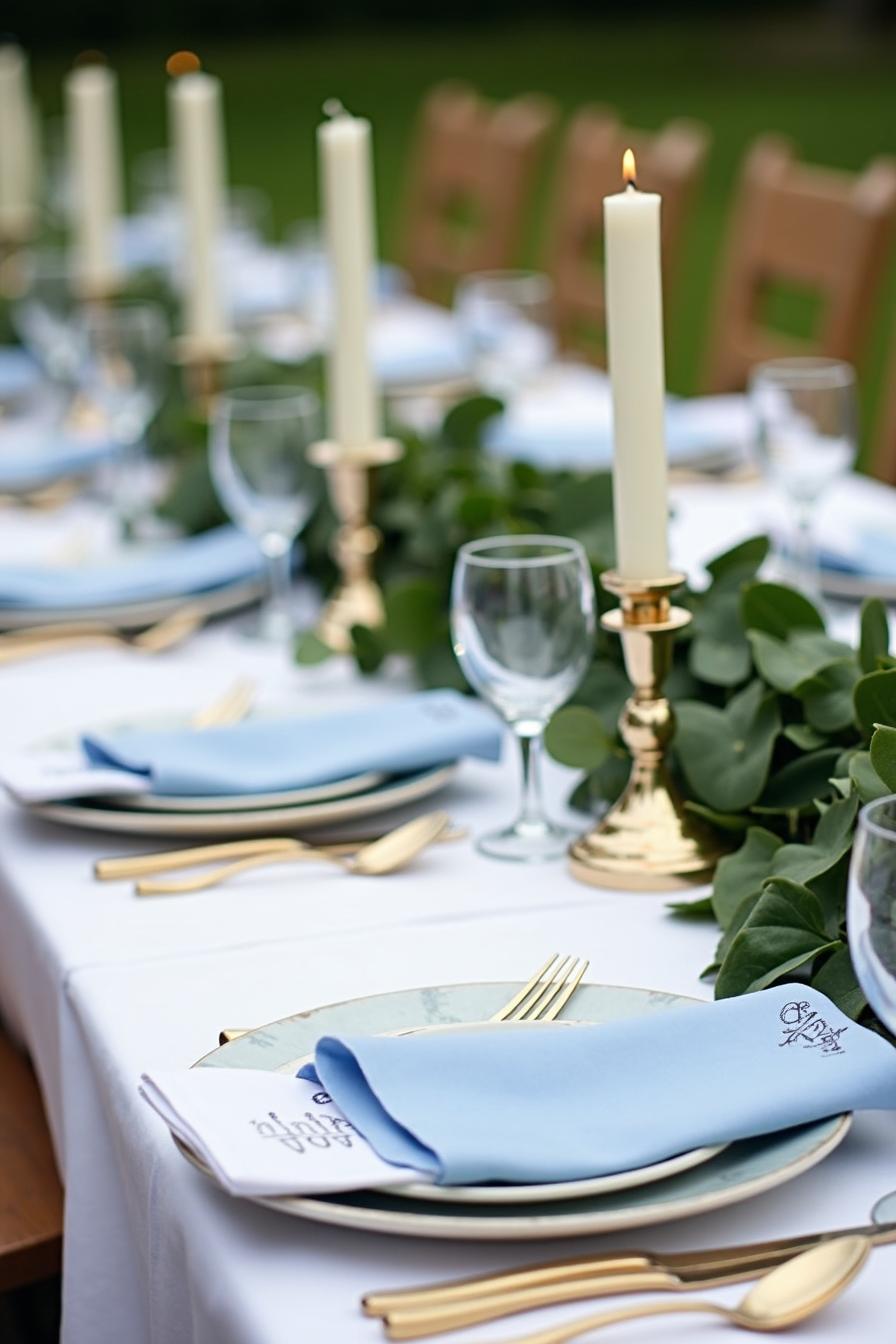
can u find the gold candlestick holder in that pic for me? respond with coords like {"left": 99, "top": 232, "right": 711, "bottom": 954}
{"left": 171, "top": 334, "right": 241, "bottom": 419}
{"left": 568, "top": 570, "right": 728, "bottom": 891}
{"left": 308, "top": 437, "right": 404, "bottom": 653}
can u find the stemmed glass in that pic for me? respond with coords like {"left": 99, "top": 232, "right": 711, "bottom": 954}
{"left": 210, "top": 385, "right": 322, "bottom": 646}
{"left": 454, "top": 270, "right": 555, "bottom": 399}
{"left": 13, "top": 247, "right": 85, "bottom": 386}
{"left": 451, "top": 536, "right": 595, "bottom": 862}
{"left": 749, "top": 358, "right": 857, "bottom": 590}
{"left": 79, "top": 301, "right": 169, "bottom": 538}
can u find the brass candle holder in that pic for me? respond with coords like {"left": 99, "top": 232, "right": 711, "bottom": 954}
{"left": 171, "top": 333, "right": 241, "bottom": 419}
{"left": 308, "top": 436, "right": 404, "bottom": 653}
{"left": 568, "top": 570, "right": 728, "bottom": 891}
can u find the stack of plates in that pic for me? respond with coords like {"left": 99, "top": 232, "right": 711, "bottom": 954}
{"left": 184, "top": 981, "right": 850, "bottom": 1240}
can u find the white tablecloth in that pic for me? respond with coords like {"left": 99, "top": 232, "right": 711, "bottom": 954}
{"left": 0, "top": 479, "right": 893, "bottom": 1343}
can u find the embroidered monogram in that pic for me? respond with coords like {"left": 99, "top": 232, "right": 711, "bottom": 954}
{"left": 779, "top": 1000, "right": 847, "bottom": 1055}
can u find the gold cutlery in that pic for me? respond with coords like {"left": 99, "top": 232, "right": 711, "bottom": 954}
{"left": 94, "top": 822, "right": 467, "bottom": 882}
{"left": 364, "top": 1219, "right": 896, "bottom": 1333}
{"left": 191, "top": 678, "right": 255, "bottom": 729}
{"left": 133, "top": 811, "right": 455, "bottom": 895}
{"left": 0, "top": 604, "right": 205, "bottom": 663}
{"left": 490, "top": 953, "right": 589, "bottom": 1024}
{"left": 451, "top": 1236, "right": 869, "bottom": 1343}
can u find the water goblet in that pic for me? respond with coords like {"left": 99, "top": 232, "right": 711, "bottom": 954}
{"left": 210, "top": 385, "right": 322, "bottom": 647}
{"left": 455, "top": 270, "right": 555, "bottom": 399}
{"left": 848, "top": 796, "right": 896, "bottom": 1035}
{"left": 749, "top": 358, "right": 857, "bottom": 591}
{"left": 451, "top": 535, "right": 595, "bottom": 862}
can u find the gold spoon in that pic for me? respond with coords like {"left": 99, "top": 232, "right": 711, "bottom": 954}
{"left": 473, "top": 1236, "right": 869, "bottom": 1344}
{"left": 0, "top": 604, "right": 205, "bottom": 663}
{"left": 136, "top": 811, "right": 454, "bottom": 896}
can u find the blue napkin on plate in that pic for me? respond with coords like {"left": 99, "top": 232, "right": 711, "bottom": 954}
{"left": 373, "top": 303, "right": 469, "bottom": 386}
{"left": 0, "top": 428, "right": 119, "bottom": 492}
{"left": 820, "top": 531, "right": 896, "bottom": 580}
{"left": 84, "top": 689, "right": 502, "bottom": 796}
{"left": 0, "top": 347, "right": 41, "bottom": 401}
{"left": 302, "top": 984, "right": 896, "bottom": 1185}
{"left": 0, "top": 526, "right": 264, "bottom": 609}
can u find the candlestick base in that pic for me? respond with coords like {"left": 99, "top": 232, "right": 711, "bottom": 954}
{"left": 171, "top": 333, "right": 242, "bottom": 418}
{"left": 308, "top": 437, "right": 404, "bottom": 654}
{"left": 568, "top": 570, "right": 729, "bottom": 892}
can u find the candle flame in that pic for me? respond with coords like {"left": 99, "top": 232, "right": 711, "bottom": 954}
{"left": 73, "top": 49, "right": 107, "bottom": 67}
{"left": 622, "top": 148, "right": 637, "bottom": 187}
{"left": 166, "top": 50, "right": 201, "bottom": 78}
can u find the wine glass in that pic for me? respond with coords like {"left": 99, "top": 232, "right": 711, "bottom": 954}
{"left": 749, "top": 358, "right": 857, "bottom": 590}
{"left": 78, "top": 301, "right": 169, "bottom": 538}
{"left": 454, "top": 270, "right": 555, "bottom": 399}
{"left": 13, "top": 247, "right": 85, "bottom": 386}
{"left": 210, "top": 385, "right": 322, "bottom": 646}
{"left": 451, "top": 535, "right": 595, "bottom": 861}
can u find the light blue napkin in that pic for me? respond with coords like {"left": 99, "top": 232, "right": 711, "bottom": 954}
{"left": 302, "top": 985, "right": 896, "bottom": 1185}
{"left": 487, "top": 397, "right": 748, "bottom": 470}
{"left": 0, "top": 428, "right": 119, "bottom": 492}
{"left": 84, "top": 689, "right": 502, "bottom": 796}
{"left": 0, "top": 526, "right": 264, "bottom": 609}
{"left": 820, "top": 531, "right": 896, "bottom": 580}
{"left": 0, "top": 347, "right": 41, "bottom": 401}
{"left": 373, "top": 304, "right": 469, "bottom": 385}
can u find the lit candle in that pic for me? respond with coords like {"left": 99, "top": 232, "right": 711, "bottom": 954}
{"left": 0, "top": 45, "right": 36, "bottom": 238}
{"left": 65, "top": 62, "right": 123, "bottom": 296}
{"left": 168, "top": 57, "right": 229, "bottom": 347}
{"left": 603, "top": 148, "right": 669, "bottom": 581}
{"left": 317, "top": 102, "right": 379, "bottom": 454}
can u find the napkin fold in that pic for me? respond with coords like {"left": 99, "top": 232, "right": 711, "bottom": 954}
{"left": 0, "top": 426, "right": 119, "bottom": 492}
{"left": 819, "top": 530, "right": 896, "bottom": 580}
{"left": 0, "top": 526, "right": 264, "bottom": 609}
{"left": 303, "top": 985, "right": 896, "bottom": 1185}
{"left": 83, "top": 690, "right": 502, "bottom": 796}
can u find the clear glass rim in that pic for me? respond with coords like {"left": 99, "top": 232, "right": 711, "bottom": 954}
{"left": 457, "top": 269, "right": 553, "bottom": 302}
{"left": 216, "top": 384, "right": 320, "bottom": 420}
{"left": 750, "top": 357, "right": 856, "bottom": 390}
{"left": 858, "top": 794, "right": 896, "bottom": 842}
{"left": 457, "top": 534, "right": 587, "bottom": 569}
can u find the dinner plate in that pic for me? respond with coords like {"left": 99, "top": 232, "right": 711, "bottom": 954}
{"left": 182, "top": 981, "right": 851, "bottom": 1240}
{"left": 29, "top": 762, "right": 457, "bottom": 838}
{"left": 818, "top": 567, "right": 896, "bottom": 603}
{"left": 0, "top": 574, "right": 264, "bottom": 632}
{"left": 289, "top": 1023, "right": 728, "bottom": 1206}
{"left": 122, "top": 770, "right": 387, "bottom": 813}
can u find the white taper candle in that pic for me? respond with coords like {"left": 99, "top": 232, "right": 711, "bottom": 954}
{"left": 65, "top": 63, "right": 123, "bottom": 296}
{"left": 0, "top": 45, "right": 36, "bottom": 238}
{"left": 603, "top": 150, "right": 669, "bottom": 581}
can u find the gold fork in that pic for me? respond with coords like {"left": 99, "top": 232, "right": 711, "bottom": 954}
{"left": 490, "top": 954, "right": 589, "bottom": 1024}
{"left": 191, "top": 677, "right": 255, "bottom": 729}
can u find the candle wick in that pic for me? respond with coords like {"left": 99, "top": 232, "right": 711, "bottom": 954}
{"left": 322, "top": 97, "right": 347, "bottom": 119}
{"left": 626, "top": 178, "right": 638, "bottom": 192}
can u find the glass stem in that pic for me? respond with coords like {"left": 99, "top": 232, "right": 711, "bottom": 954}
{"left": 792, "top": 502, "right": 820, "bottom": 598}
{"left": 515, "top": 728, "right": 547, "bottom": 833}
{"left": 261, "top": 538, "right": 293, "bottom": 642}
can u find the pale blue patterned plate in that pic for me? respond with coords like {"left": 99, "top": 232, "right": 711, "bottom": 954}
{"left": 188, "top": 982, "right": 850, "bottom": 1240}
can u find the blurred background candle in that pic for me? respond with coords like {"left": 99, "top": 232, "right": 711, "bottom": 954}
{"left": 317, "top": 102, "right": 379, "bottom": 454}
{"left": 65, "top": 60, "right": 123, "bottom": 296}
{"left": 0, "top": 44, "right": 36, "bottom": 239}
{"left": 168, "top": 57, "right": 229, "bottom": 347}
{"left": 603, "top": 148, "right": 669, "bottom": 581}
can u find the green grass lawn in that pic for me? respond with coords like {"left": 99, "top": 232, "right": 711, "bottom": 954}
{"left": 28, "top": 15, "right": 896, "bottom": 460}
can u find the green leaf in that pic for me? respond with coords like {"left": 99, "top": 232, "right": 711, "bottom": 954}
{"left": 854, "top": 668, "right": 896, "bottom": 738}
{"left": 574, "top": 661, "right": 631, "bottom": 737}
{"left": 810, "top": 945, "right": 868, "bottom": 1019}
{"left": 758, "top": 747, "right": 842, "bottom": 809}
{"left": 440, "top": 395, "right": 503, "bottom": 451}
{"left": 684, "top": 802, "right": 750, "bottom": 834}
{"left": 675, "top": 680, "right": 780, "bottom": 812}
{"left": 382, "top": 581, "right": 442, "bottom": 656}
{"left": 849, "top": 750, "right": 890, "bottom": 804}
{"left": 715, "top": 878, "right": 840, "bottom": 998}
{"left": 799, "top": 660, "right": 860, "bottom": 733}
{"left": 782, "top": 723, "right": 828, "bottom": 750}
{"left": 741, "top": 582, "right": 825, "bottom": 639}
{"left": 294, "top": 630, "right": 333, "bottom": 666}
{"left": 770, "top": 793, "right": 859, "bottom": 886}
{"left": 711, "top": 825, "right": 782, "bottom": 928}
{"left": 870, "top": 724, "right": 896, "bottom": 791}
{"left": 549, "top": 473, "right": 615, "bottom": 540}
{"left": 576, "top": 753, "right": 631, "bottom": 810}
{"left": 705, "top": 535, "right": 770, "bottom": 582}
{"left": 859, "top": 598, "right": 890, "bottom": 674}
{"left": 666, "top": 894, "right": 716, "bottom": 919}
{"left": 747, "top": 630, "right": 850, "bottom": 693}
{"left": 544, "top": 706, "right": 612, "bottom": 771}
{"left": 350, "top": 624, "right": 387, "bottom": 675}
{"left": 689, "top": 591, "right": 752, "bottom": 687}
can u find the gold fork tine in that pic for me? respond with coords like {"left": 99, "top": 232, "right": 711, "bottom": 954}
{"left": 489, "top": 955, "right": 561, "bottom": 1023}
{"left": 191, "top": 677, "right": 256, "bottom": 729}
{"left": 539, "top": 959, "right": 589, "bottom": 1022}
{"left": 511, "top": 956, "right": 575, "bottom": 1022}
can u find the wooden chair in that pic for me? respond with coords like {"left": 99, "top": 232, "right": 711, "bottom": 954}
{"left": 705, "top": 136, "right": 896, "bottom": 392}
{"left": 400, "top": 82, "right": 557, "bottom": 305}
{"left": 545, "top": 107, "right": 709, "bottom": 364}
{"left": 0, "top": 1027, "right": 63, "bottom": 1294}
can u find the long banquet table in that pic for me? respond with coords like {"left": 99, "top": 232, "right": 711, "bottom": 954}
{"left": 0, "top": 478, "right": 893, "bottom": 1343}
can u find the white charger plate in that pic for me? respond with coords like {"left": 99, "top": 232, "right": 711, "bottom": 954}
{"left": 183, "top": 981, "right": 851, "bottom": 1240}
{"left": 0, "top": 574, "right": 264, "bottom": 632}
